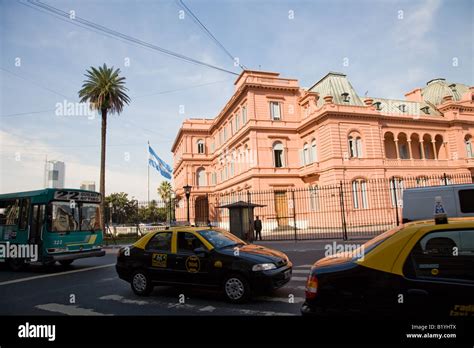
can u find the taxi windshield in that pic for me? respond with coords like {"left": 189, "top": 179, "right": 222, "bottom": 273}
{"left": 198, "top": 230, "right": 246, "bottom": 249}
{"left": 354, "top": 224, "right": 405, "bottom": 259}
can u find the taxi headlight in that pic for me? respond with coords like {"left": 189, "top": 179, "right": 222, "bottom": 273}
{"left": 252, "top": 263, "right": 276, "bottom": 271}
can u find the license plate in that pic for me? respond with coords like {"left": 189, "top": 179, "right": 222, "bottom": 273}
{"left": 283, "top": 270, "right": 291, "bottom": 279}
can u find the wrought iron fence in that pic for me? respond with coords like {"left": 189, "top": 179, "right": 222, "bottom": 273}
{"left": 106, "top": 172, "right": 472, "bottom": 241}
{"left": 207, "top": 172, "right": 472, "bottom": 241}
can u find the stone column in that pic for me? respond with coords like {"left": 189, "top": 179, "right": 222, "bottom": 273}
{"left": 420, "top": 141, "right": 425, "bottom": 160}
{"left": 432, "top": 140, "right": 438, "bottom": 160}
{"left": 394, "top": 139, "right": 400, "bottom": 160}
{"left": 407, "top": 140, "right": 413, "bottom": 160}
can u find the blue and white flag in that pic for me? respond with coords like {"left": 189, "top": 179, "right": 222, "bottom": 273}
{"left": 148, "top": 144, "right": 172, "bottom": 180}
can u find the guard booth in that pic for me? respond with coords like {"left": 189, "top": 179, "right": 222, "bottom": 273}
{"left": 218, "top": 201, "right": 265, "bottom": 241}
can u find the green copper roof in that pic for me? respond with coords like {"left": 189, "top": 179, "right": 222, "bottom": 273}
{"left": 309, "top": 72, "right": 365, "bottom": 107}
{"left": 421, "top": 78, "right": 469, "bottom": 105}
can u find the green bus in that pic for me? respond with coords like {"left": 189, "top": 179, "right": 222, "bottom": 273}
{"left": 0, "top": 188, "right": 105, "bottom": 270}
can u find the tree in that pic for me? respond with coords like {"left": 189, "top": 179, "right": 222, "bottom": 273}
{"left": 157, "top": 181, "right": 173, "bottom": 222}
{"left": 105, "top": 192, "right": 137, "bottom": 224}
{"left": 78, "top": 64, "right": 130, "bottom": 234}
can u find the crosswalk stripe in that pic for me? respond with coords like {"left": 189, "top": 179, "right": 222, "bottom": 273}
{"left": 290, "top": 276, "right": 307, "bottom": 281}
{"left": 100, "top": 294, "right": 148, "bottom": 305}
{"left": 255, "top": 296, "right": 305, "bottom": 304}
{"left": 295, "top": 264, "right": 312, "bottom": 268}
{"left": 292, "top": 270, "right": 310, "bottom": 274}
{"left": 199, "top": 306, "right": 216, "bottom": 312}
{"left": 35, "top": 303, "right": 112, "bottom": 316}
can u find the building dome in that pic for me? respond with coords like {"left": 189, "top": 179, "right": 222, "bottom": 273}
{"left": 422, "top": 78, "right": 469, "bottom": 105}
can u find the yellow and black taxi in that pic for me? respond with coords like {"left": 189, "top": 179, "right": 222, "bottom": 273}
{"left": 301, "top": 218, "right": 474, "bottom": 317}
{"left": 116, "top": 227, "right": 292, "bottom": 303}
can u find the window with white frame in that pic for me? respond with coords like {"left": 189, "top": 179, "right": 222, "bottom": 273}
{"left": 273, "top": 142, "right": 284, "bottom": 168}
{"left": 270, "top": 101, "right": 281, "bottom": 120}
{"left": 196, "top": 167, "right": 206, "bottom": 187}
{"left": 466, "top": 135, "right": 473, "bottom": 158}
{"left": 309, "top": 185, "right": 319, "bottom": 211}
{"left": 311, "top": 139, "right": 317, "bottom": 163}
{"left": 197, "top": 139, "right": 204, "bottom": 154}
{"left": 211, "top": 172, "right": 216, "bottom": 185}
{"left": 389, "top": 177, "right": 404, "bottom": 207}
{"left": 242, "top": 106, "right": 247, "bottom": 124}
{"left": 348, "top": 134, "right": 363, "bottom": 158}
{"left": 223, "top": 126, "right": 227, "bottom": 142}
{"left": 235, "top": 113, "right": 240, "bottom": 131}
{"left": 303, "top": 143, "right": 310, "bottom": 165}
{"left": 352, "top": 179, "right": 368, "bottom": 209}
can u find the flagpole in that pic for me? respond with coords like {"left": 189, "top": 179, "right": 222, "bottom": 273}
{"left": 147, "top": 141, "right": 150, "bottom": 205}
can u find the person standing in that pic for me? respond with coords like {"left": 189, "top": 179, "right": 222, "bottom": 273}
{"left": 254, "top": 216, "right": 263, "bottom": 241}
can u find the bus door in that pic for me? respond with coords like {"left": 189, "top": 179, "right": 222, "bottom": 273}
{"left": 30, "top": 204, "right": 45, "bottom": 245}
{"left": 17, "top": 199, "right": 30, "bottom": 244}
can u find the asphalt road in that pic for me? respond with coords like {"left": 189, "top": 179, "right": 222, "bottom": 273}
{"left": 0, "top": 240, "right": 365, "bottom": 316}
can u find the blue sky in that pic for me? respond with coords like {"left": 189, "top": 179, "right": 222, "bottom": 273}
{"left": 0, "top": 0, "right": 472, "bottom": 200}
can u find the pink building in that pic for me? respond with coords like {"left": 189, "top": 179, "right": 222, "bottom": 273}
{"left": 171, "top": 70, "right": 474, "bottom": 226}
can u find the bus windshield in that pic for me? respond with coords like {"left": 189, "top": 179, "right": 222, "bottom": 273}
{"left": 49, "top": 201, "right": 101, "bottom": 232}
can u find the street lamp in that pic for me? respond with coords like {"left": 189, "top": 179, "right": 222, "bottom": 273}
{"left": 171, "top": 191, "right": 176, "bottom": 224}
{"left": 183, "top": 184, "right": 192, "bottom": 225}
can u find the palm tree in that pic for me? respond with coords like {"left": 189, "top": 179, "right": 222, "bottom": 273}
{"left": 78, "top": 64, "right": 130, "bottom": 234}
{"left": 157, "top": 181, "right": 173, "bottom": 222}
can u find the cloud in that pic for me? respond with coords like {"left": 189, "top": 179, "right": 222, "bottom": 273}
{"left": 393, "top": 0, "right": 442, "bottom": 51}
{"left": 0, "top": 130, "right": 164, "bottom": 201}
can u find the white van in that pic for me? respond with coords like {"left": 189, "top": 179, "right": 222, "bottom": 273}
{"left": 402, "top": 184, "right": 474, "bottom": 223}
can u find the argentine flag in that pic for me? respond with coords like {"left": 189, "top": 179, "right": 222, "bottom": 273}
{"left": 148, "top": 144, "right": 172, "bottom": 179}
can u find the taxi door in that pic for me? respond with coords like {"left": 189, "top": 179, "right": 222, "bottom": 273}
{"left": 143, "top": 231, "right": 176, "bottom": 283}
{"left": 401, "top": 228, "right": 474, "bottom": 317}
{"left": 174, "top": 231, "right": 213, "bottom": 285}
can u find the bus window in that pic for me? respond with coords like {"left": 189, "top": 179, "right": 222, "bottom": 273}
{"left": 81, "top": 203, "right": 101, "bottom": 231}
{"left": 0, "top": 200, "right": 20, "bottom": 226}
{"left": 18, "top": 199, "right": 30, "bottom": 230}
{"left": 50, "top": 202, "right": 79, "bottom": 232}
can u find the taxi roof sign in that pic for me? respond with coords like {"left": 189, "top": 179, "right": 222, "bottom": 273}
{"left": 433, "top": 195, "right": 448, "bottom": 224}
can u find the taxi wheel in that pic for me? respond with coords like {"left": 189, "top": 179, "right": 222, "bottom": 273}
{"left": 223, "top": 274, "right": 250, "bottom": 303}
{"left": 131, "top": 270, "right": 153, "bottom": 296}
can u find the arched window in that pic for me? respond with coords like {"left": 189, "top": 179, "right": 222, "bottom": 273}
{"left": 196, "top": 167, "right": 206, "bottom": 187}
{"left": 311, "top": 139, "right": 317, "bottom": 163}
{"left": 348, "top": 134, "right": 363, "bottom": 158}
{"left": 352, "top": 179, "right": 368, "bottom": 209}
{"left": 197, "top": 139, "right": 204, "bottom": 154}
{"left": 273, "top": 142, "right": 284, "bottom": 168}
{"left": 466, "top": 134, "right": 473, "bottom": 158}
{"left": 303, "top": 143, "right": 310, "bottom": 165}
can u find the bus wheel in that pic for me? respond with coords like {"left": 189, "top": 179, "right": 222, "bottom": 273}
{"left": 59, "top": 260, "right": 74, "bottom": 266}
{"left": 42, "top": 260, "right": 56, "bottom": 268}
{"left": 131, "top": 270, "right": 153, "bottom": 296}
{"left": 7, "top": 258, "right": 26, "bottom": 271}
